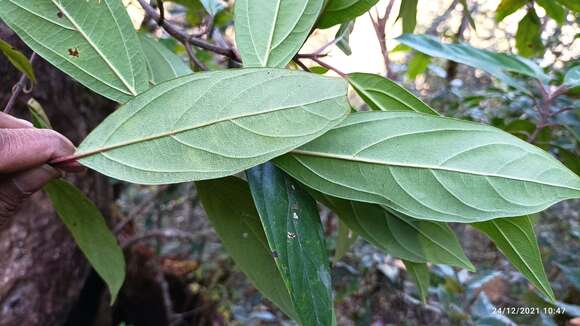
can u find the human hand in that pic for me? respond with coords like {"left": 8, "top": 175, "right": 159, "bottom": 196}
{"left": 0, "top": 112, "right": 83, "bottom": 228}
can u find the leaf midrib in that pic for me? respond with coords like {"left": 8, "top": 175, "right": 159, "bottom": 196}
{"left": 289, "top": 149, "right": 580, "bottom": 192}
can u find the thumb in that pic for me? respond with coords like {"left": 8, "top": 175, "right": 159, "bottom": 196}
{"left": 0, "top": 165, "right": 60, "bottom": 229}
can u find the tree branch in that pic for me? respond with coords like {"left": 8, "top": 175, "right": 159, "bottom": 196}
{"left": 3, "top": 52, "right": 37, "bottom": 114}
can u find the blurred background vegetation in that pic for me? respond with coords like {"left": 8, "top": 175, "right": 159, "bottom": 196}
{"left": 64, "top": 0, "right": 580, "bottom": 324}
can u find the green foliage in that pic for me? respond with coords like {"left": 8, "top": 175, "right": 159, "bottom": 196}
{"left": 316, "top": 194, "right": 474, "bottom": 270}
{"left": 348, "top": 72, "right": 438, "bottom": 114}
{"left": 247, "top": 163, "right": 335, "bottom": 325}
{"left": 334, "top": 220, "right": 357, "bottom": 261}
{"left": 564, "top": 66, "right": 580, "bottom": 87}
{"left": 536, "top": 0, "right": 566, "bottom": 25}
{"left": 0, "top": 0, "right": 149, "bottom": 102}
{"left": 397, "top": 0, "right": 418, "bottom": 34}
{"left": 317, "top": 0, "right": 379, "bottom": 29}
{"left": 495, "top": 0, "right": 528, "bottom": 22}
{"left": 275, "top": 111, "right": 580, "bottom": 223}
{"left": 45, "top": 180, "right": 126, "bottom": 302}
{"left": 516, "top": 9, "right": 544, "bottom": 58}
{"left": 26, "top": 98, "right": 52, "bottom": 129}
{"left": 556, "top": 0, "right": 580, "bottom": 12}
{"left": 197, "top": 177, "right": 299, "bottom": 320}
{"left": 335, "top": 21, "right": 355, "bottom": 56}
{"left": 76, "top": 69, "right": 349, "bottom": 184}
{"left": 473, "top": 216, "right": 555, "bottom": 302}
{"left": 234, "top": 0, "right": 324, "bottom": 67}
{"left": 397, "top": 34, "right": 549, "bottom": 91}
{"left": 403, "top": 260, "right": 430, "bottom": 302}
{"left": 0, "top": 38, "right": 35, "bottom": 83}
{"left": 139, "top": 34, "right": 191, "bottom": 85}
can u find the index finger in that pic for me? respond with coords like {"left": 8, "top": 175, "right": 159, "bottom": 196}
{"left": 0, "top": 112, "right": 33, "bottom": 129}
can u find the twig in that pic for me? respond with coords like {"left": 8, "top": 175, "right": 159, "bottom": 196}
{"left": 293, "top": 58, "right": 311, "bottom": 72}
{"left": 307, "top": 57, "right": 346, "bottom": 78}
{"left": 184, "top": 42, "right": 208, "bottom": 71}
{"left": 156, "top": 0, "right": 165, "bottom": 25}
{"left": 121, "top": 228, "right": 197, "bottom": 249}
{"left": 4, "top": 52, "right": 37, "bottom": 114}
{"left": 369, "top": 0, "right": 395, "bottom": 79}
{"left": 528, "top": 81, "right": 569, "bottom": 143}
{"left": 114, "top": 185, "right": 169, "bottom": 234}
{"left": 136, "top": 0, "right": 239, "bottom": 61}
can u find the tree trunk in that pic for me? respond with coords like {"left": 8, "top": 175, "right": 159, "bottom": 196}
{"left": 0, "top": 23, "right": 116, "bottom": 326}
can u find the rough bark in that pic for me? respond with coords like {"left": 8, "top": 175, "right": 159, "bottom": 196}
{"left": 0, "top": 23, "right": 115, "bottom": 326}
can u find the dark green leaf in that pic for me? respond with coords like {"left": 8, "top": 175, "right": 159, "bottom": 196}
{"left": 472, "top": 216, "right": 555, "bottom": 302}
{"left": 335, "top": 21, "right": 355, "bottom": 56}
{"left": 536, "top": 0, "right": 566, "bottom": 24}
{"left": 139, "top": 34, "right": 191, "bottom": 85}
{"left": 44, "top": 180, "right": 125, "bottom": 302}
{"left": 26, "top": 98, "right": 52, "bottom": 129}
{"left": 315, "top": 194, "right": 474, "bottom": 270}
{"left": 396, "top": 34, "right": 549, "bottom": 91}
{"left": 403, "top": 260, "right": 430, "bottom": 302}
{"left": 0, "top": 38, "right": 35, "bottom": 83}
{"left": 516, "top": 9, "right": 544, "bottom": 58}
{"left": 397, "top": 0, "right": 418, "bottom": 34}
{"left": 275, "top": 111, "right": 580, "bottom": 223}
{"left": 247, "top": 163, "right": 334, "bottom": 325}
{"left": 76, "top": 69, "right": 349, "bottom": 184}
{"left": 317, "top": 0, "right": 379, "bottom": 29}
{"left": 495, "top": 0, "right": 528, "bottom": 21}
{"left": 0, "top": 0, "right": 149, "bottom": 102}
{"left": 235, "top": 0, "right": 325, "bottom": 67}
{"left": 347, "top": 72, "right": 439, "bottom": 115}
{"left": 196, "top": 177, "right": 298, "bottom": 320}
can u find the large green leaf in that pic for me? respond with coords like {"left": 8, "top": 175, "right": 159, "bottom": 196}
{"left": 0, "top": 38, "right": 35, "bottom": 83}
{"left": 347, "top": 72, "right": 438, "bottom": 115}
{"left": 235, "top": 0, "right": 325, "bottom": 67}
{"left": 275, "top": 111, "right": 580, "bottom": 223}
{"left": 397, "top": 0, "right": 418, "bottom": 34}
{"left": 76, "top": 68, "right": 349, "bottom": 184}
{"left": 196, "top": 177, "right": 298, "bottom": 320}
{"left": 0, "top": 0, "right": 149, "bottom": 102}
{"left": 473, "top": 216, "right": 555, "bottom": 302}
{"left": 403, "top": 260, "right": 430, "bottom": 303}
{"left": 316, "top": 193, "right": 474, "bottom": 270}
{"left": 396, "top": 34, "right": 549, "bottom": 90}
{"left": 44, "top": 180, "right": 125, "bottom": 302}
{"left": 317, "top": 0, "right": 379, "bottom": 29}
{"left": 247, "top": 163, "right": 334, "bottom": 326}
{"left": 495, "top": 0, "right": 528, "bottom": 22}
{"left": 139, "top": 34, "right": 191, "bottom": 85}
{"left": 515, "top": 9, "right": 544, "bottom": 58}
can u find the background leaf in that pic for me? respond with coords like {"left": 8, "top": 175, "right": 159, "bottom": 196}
{"left": 536, "top": 0, "right": 566, "bottom": 25}
{"left": 235, "top": 0, "right": 325, "bottom": 67}
{"left": 275, "top": 111, "right": 580, "bottom": 223}
{"left": 44, "top": 180, "right": 125, "bottom": 302}
{"left": 564, "top": 66, "right": 580, "bottom": 87}
{"left": 555, "top": 0, "right": 580, "bottom": 12}
{"left": 0, "top": 38, "right": 35, "bottom": 83}
{"left": 316, "top": 194, "right": 474, "bottom": 270}
{"left": 396, "top": 34, "right": 549, "bottom": 91}
{"left": 334, "top": 220, "right": 357, "bottom": 261}
{"left": 317, "top": 0, "right": 379, "bottom": 29}
{"left": 139, "top": 34, "right": 191, "bottom": 85}
{"left": 348, "top": 72, "right": 438, "bottom": 115}
{"left": 335, "top": 21, "right": 355, "bottom": 56}
{"left": 495, "top": 0, "right": 528, "bottom": 22}
{"left": 515, "top": 9, "right": 544, "bottom": 58}
{"left": 403, "top": 260, "right": 430, "bottom": 302}
{"left": 26, "top": 98, "right": 52, "bottom": 129}
{"left": 76, "top": 69, "right": 349, "bottom": 184}
{"left": 247, "top": 163, "right": 335, "bottom": 326}
{"left": 0, "top": 0, "right": 149, "bottom": 102}
{"left": 472, "top": 216, "right": 556, "bottom": 302}
{"left": 397, "top": 0, "right": 418, "bottom": 34}
{"left": 196, "top": 177, "right": 299, "bottom": 320}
